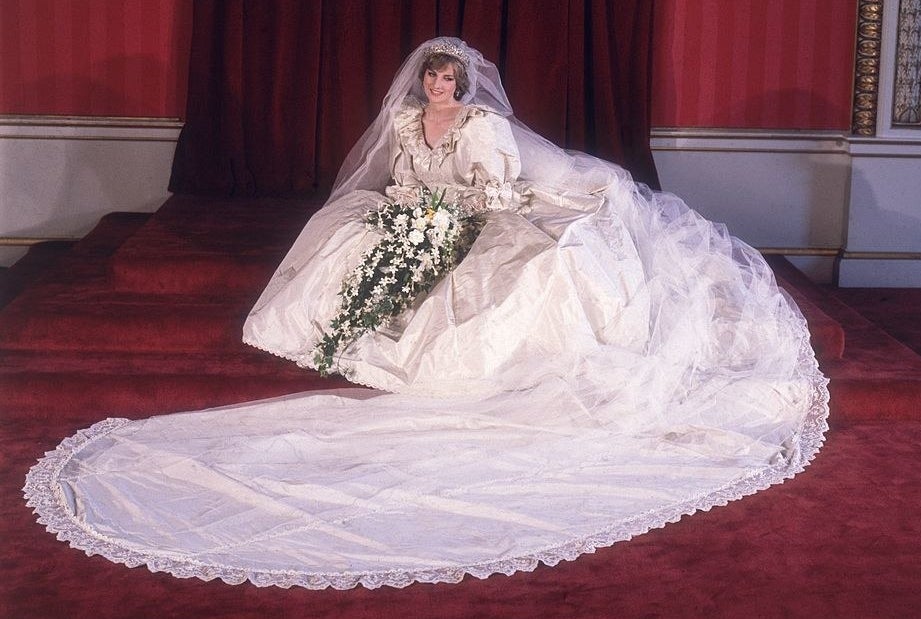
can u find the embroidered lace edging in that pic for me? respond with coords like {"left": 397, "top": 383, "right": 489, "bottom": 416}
{"left": 395, "top": 101, "right": 485, "bottom": 168}
{"left": 23, "top": 362, "right": 829, "bottom": 591}
{"left": 241, "top": 335, "right": 305, "bottom": 366}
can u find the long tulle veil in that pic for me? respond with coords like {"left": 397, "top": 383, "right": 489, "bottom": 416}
{"left": 327, "top": 37, "right": 631, "bottom": 206}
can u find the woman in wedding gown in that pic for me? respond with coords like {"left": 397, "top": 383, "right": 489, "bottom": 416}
{"left": 25, "top": 38, "right": 828, "bottom": 590}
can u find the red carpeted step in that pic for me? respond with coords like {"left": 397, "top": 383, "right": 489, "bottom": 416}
{"left": 111, "top": 252, "right": 283, "bottom": 295}
{"left": 70, "top": 211, "right": 152, "bottom": 257}
{"left": 0, "top": 370, "right": 352, "bottom": 419}
{"left": 817, "top": 312, "right": 921, "bottom": 425}
{"left": 0, "top": 241, "right": 75, "bottom": 308}
{"left": 108, "top": 194, "right": 321, "bottom": 294}
{"left": 0, "top": 294, "right": 249, "bottom": 353}
{"left": 818, "top": 310, "right": 921, "bottom": 425}
{"left": 0, "top": 348, "right": 293, "bottom": 376}
{"left": 2, "top": 212, "right": 153, "bottom": 309}
{"left": 0, "top": 212, "right": 150, "bottom": 308}
{"left": 765, "top": 256, "right": 921, "bottom": 425}
{"left": 830, "top": 287, "right": 921, "bottom": 356}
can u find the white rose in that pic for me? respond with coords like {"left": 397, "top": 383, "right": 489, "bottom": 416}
{"left": 408, "top": 229, "right": 425, "bottom": 245}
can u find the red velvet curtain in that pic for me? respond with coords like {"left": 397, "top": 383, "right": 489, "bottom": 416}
{"left": 169, "top": 0, "right": 660, "bottom": 197}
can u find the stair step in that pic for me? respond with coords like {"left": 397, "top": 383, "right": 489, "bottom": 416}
{"left": 71, "top": 211, "right": 152, "bottom": 257}
{"left": 111, "top": 252, "right": 281, "bottom": 295}
{"left": 1, "top": 212, "right": 154, "bottom": 309}
{"left": 830, "top": 287, "right": 921, "bottom": 357}
{"left": 3, "top": 198, "right": 919, "bottom": 429}
{"left": 0, "top": 297, "right": 250, "bottom": 353}
{"left": 0, "top": 241, "right": 75, "bottom": 308}
{"left": 815, "top": 305, "right": 921, "bottom": 427}
{"left": 827, "top": 377, "right": 921, "bottom": 425}
{"left": 107, "top": 194, "right": 319, "bottom": 294}
{"left": 0, "top": 370, "right": 351, "bottom": 418}
{"left": 0, "top": 348, "right": 302, "bottom": 377}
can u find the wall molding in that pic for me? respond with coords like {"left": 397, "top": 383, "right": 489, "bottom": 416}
{"left": 651, "top": 127, "right": 921, "bottom": 153}
{"left": 0, "top": 115, "right": 183, "bottom": 142}
{"left": 0, "top": 236, "right": 79, "bottom": 246}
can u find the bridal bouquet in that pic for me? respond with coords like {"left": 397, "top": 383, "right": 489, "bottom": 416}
{"left": 313, "top": 188, "right": 481, "bottom": 375}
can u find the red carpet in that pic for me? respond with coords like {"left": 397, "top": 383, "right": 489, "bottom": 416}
{"left": 2, "top": 196, "right": 920, "bottom": 618}
{"left": 829, "top": 287, "right": 921, "bottom": 356}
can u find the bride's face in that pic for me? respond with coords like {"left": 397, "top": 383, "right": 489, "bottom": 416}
{"left": 423, "top": 63, "right": 458, "bottom": 106}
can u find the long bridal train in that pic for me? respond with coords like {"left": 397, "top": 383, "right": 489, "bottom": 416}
{"left": 23, "top": 36, "right": 828, "bottom": 589}
{"left": 23, "top": 177, "right": 829, "bottom": 590}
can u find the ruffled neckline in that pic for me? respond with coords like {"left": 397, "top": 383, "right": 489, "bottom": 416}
{"left": 394, "top": 100, "right": 486, "bottom": 167}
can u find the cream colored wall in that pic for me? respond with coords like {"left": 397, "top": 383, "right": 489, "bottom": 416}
{"left": 0, "top": 117, "right": 181, "bottom": 266}
{"left": 652, "top": 130, "right": 921, "bottom": 287}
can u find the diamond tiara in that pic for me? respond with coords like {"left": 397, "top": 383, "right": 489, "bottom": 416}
{"left": 424, "top": 42, "right": 470, "bottom": 67}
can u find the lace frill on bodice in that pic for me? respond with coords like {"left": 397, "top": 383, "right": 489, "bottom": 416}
{"left": 392, "top": 99, "right": 467, "bottom": 168}
{"left": 387, "top": 100, "right": 527, "bottom": 216}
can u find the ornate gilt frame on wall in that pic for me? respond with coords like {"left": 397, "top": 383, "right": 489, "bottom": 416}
{"left": 852, "top": 0, "right": 884, "bottom": 135}
{"left": 853, "top": 0, "right": 921, "bottom": 135}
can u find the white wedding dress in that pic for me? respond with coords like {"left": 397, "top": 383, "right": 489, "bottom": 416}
{"left": 243, "top": 101, "right": 652, "bottom": 394}
{"left": 24, "top": 39, "right": 828, "bottom": 590}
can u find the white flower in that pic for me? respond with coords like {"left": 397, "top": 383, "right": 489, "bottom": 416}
{"left": 431, "top": 209, "right": 451, "bottom": 231}
{"left": 427, "top": 228, "right": 443, "bottom": 244}
{"left": 408, "top": 229, "right": 425, "bottom": 245}
{"left": 314, "top": 190, "right": 475, "bottom": 375}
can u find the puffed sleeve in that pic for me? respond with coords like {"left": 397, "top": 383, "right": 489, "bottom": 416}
{"left": 452, "top": 109, "right": 527, "bottom": 214}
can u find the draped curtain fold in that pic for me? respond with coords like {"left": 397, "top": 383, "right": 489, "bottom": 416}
{"left": 169, "top": 0, "right": 660, "bottom": 197}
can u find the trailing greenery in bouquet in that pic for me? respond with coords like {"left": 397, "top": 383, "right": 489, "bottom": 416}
{"left": 313, "top": 188, "right": 483, "bottom": 376}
